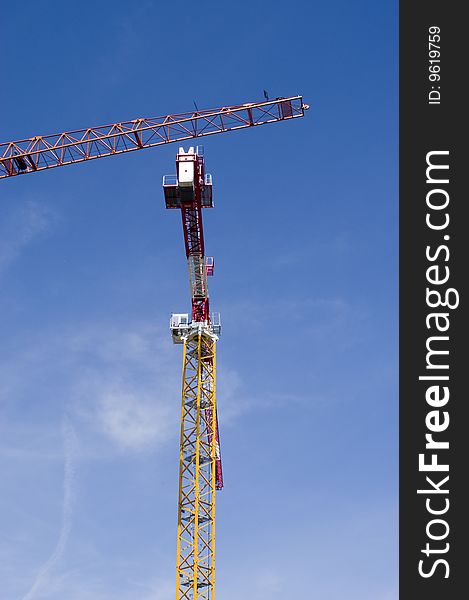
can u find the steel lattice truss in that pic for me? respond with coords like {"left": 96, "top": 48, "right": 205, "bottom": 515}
{"left": 176, "top": 332, "right": 217, "bottom": 600}
{"left": 0, "top": 96, "right": 306, "bottom": 179}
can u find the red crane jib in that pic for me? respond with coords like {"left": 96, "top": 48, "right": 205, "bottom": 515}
{"left": 0, "top": 96, "right": 307, "bottom": 179}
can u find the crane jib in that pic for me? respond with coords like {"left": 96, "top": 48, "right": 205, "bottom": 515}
{"left": 0, "top": 96, "right": 307, "bottom": 179}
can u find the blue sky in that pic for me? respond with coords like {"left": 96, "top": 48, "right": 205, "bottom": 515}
{"left": 0, "top": 1, "right": 397, "bottom": 599}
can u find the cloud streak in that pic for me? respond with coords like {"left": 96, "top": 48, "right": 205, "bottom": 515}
{"left": 1, "top": 321, "right": 181, "bottom": 455}
{"left": 68, "top": 323, "right": 180, "bottom": 452}
{"left": 0, "top": 200, "right": 55, "bottom": 275}
{"left": 1, "top": 316, "right": 280, "bottom": 460}
{"left": 91, "top": 381, "right": 175, "bottom": 451}
{"left": 21, "top": 416, "right": 77, "bottom": 600}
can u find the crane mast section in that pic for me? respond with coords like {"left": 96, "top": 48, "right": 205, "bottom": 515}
{"left": 176, "top": 331, "right": 217, "bottom": 600}
{"left": 0, "top": 96, "right": 306, "bottom": 179}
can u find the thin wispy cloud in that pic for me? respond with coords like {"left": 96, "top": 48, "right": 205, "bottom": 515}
{"left": 0, "top": 321, "right": 184, "bottom": 455}
{"left": 67, "top": 323, "right": 180, "bottom": 452}
{"left": 1, "top": 317, "right": 253, "bottom": 461}
{"left": 88, "top": 381, "right": 175, "bottom": 451}
{"left": 21, "top": 416, "right": 77, "bottom": 600}
{"left": 0, "top": 200, "right": 56, "bottom": 274}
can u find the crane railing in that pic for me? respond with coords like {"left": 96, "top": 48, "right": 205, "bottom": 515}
{"left": 0, "top": 96, "right": 307, "bottom": 179}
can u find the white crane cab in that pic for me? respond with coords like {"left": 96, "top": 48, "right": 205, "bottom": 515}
{"left": 170, "top": 313, "right": 190, "bottom": 344}
{"left": 177, "top": 147, "right": 196, "bottom": 187}
{"left": 163, "top": 146, "right": 213, "bottom": 209}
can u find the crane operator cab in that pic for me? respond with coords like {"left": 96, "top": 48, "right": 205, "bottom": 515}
{"left": 163, "top": 146, "right": 213, "bottom": 209}
{"left": 177, "top": 147, "right": 196, "bottom": 202}
{"left": 170, "top": 313, "right": 190, "bottom": 344}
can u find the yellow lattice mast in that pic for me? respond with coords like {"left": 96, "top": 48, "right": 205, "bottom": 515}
{"left": 176, "top": 330, "right": 218, "bottom": 598}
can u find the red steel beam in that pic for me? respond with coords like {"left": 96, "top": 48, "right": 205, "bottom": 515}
{"left": 0, "top": 96, "right": 307, "bottom": 179}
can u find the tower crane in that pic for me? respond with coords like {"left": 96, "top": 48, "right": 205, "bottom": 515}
{"left": 0, "top": 95, "right": 308, "bottom": 599}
